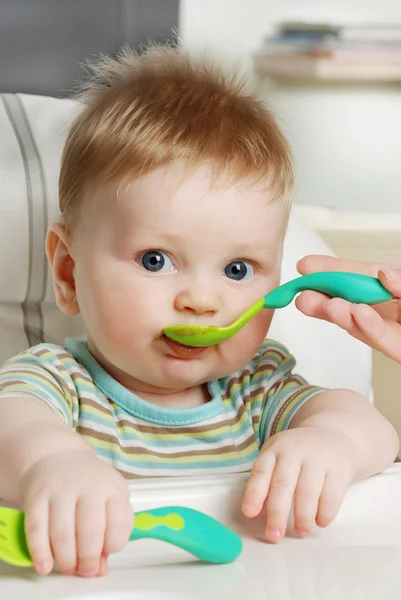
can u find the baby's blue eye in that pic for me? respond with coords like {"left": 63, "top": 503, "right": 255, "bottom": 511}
{"left": 224, "top": 260, "right": 254, "bottom": 281}
{"left": 140, "top": 251, "right": 173, "bottom": 272}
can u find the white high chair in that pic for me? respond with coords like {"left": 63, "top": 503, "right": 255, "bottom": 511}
{"left": 0, "top": 93, "right": 372, "bottom": 396}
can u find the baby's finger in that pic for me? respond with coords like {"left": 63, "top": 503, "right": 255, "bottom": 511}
{"left": 76, "top": 497, "right": 106, "bottom": 578}
{"left": 351, "top": 303, "right": 401, "bottom": 364}
{"left": 97, "top": 554, "right": 109, "bottom": 577}
{"left": 103, "top": 494, "right": 133, "bottom": 555}
{"left": 316, "top": 471, "right": 347, "bottom": 528}
{"left": 293, "top": 465, "right": 325, "bottom": 537}
{"left": 242, "top": 451, "right": 276, "bottom": 518}
{"left": 264, "top": 457, "right": 300, "bottom": 542}
{"left": 24, "top": 501, "right": 53, "bottom": 575}
{"left": 49, "top": 498, "right": 77, "bottom": 575}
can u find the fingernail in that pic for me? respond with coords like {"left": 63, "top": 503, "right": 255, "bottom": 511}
{"left": 381, "top": 268, "right": 401, "bottom": 281}
{"left": 36, "top": 559, "right": 52, "bottom": 575}
{"left": 98, "top": 558, "right": 108, "bottom": 577}
{"left": 79, "top": 569, "right": 97, "bottom": 578}
{"left": 266, "top": 528, "right": 281, "bottom": 540}
{"left": 295, "top": 527, "right": 309, "bottom": 537}
{"left": 242, "top": 502, "right": 257, "bottom": 516}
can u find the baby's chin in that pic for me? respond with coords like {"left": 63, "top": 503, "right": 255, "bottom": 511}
{"left": 158, "top": 359, "right": 249, "bottom": 390}
{"left": 100, "top": 338, "right": 260, "bottom": 392}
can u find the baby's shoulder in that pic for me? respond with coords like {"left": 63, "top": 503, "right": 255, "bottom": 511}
{"left": 2, "top": 342, "right": 81, "bottom": 372}
{"left": 250, "top": 338, "right": 295, "bottom": 371}
{"left": 218, "top": 339, "right": 296, "bottom": 391}
{"left": 22, "top": 342, "right": 73, "bottom": 361}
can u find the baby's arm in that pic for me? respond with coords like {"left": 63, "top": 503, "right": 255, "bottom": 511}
{"left": 0, "top": 396, "right": 92, "bottom": 505}
{"left": 242, "top": 389, "right": 399, "bottom": 542}
{"left": 0, "top": 396, "right": 132, "bottom": 577}
{"left": 290, "top": 389, "right": 399, "bottom": 479}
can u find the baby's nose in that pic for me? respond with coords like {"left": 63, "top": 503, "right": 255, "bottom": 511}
{"left": 174, "top": 287, "right": 220, "bottom": 316}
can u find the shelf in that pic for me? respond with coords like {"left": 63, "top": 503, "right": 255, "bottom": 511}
{"left": 253, "top": 53, "right": 401, "bottom": 83}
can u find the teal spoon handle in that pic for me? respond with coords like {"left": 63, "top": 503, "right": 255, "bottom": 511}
{"left": 129, "top": 506, "right": 242, "bottom": 564}
{"left": 1, "top": 506, "right": 242, "bottom": 568}
{"left": 263, "top": 271, "right": 393, "bottom": 309}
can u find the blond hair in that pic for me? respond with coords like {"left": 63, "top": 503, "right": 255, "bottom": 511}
{"left": 59, "top": 45, "right": 293, "bottom": 231}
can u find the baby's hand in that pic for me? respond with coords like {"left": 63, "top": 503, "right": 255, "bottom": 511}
{"left": 242, "top": 427, "right": 359, "bottom": 542}
{"left": 20, "top": 450, "right": 133, "bottom": 577}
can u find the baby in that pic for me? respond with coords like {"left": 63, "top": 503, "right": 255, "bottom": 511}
{"left": 0, "top": 46, "right": 398, "bottom": 578}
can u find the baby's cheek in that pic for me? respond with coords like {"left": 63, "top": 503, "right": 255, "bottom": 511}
{"left": 104, "top": 306, "right": 140, "bottom": 341}
{"left": 225, "top": 311, "right": 272, "bottom": 368}
{"left": 88, "top": 294, "right": 136, "bottom": 342}
{"left": 246, "top": 311, "right": 272, "bottom": 349}
{"left": 252, "top": 309, "right": 274, "bottom": 340}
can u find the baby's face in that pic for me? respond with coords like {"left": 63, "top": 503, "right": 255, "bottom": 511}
{"left": 72, "top": 164, "right": 287, "bottom": 395}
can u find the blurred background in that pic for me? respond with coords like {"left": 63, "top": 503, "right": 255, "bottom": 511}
{"left": 1, "top": 0, "right": 401, "bottom": 426}
{"left": 1, "top": 0, "right": 400, "bottom": 214}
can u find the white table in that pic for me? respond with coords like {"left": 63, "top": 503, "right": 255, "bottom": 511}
{"left": 1, "top": 465, "right": 401, "bottom": 599}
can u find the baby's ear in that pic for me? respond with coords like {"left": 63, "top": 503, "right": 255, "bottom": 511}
{"left": 46, "top": 223, "right": 80, "bottom": 316}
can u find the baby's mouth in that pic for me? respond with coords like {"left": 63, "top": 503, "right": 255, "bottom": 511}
{"left": 161, "top": 335, "right": 210, "bottom": 359}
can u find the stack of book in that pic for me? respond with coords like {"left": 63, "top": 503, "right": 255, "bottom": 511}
{"left": 255, "top": 22, "right": 401, "bottom": 81}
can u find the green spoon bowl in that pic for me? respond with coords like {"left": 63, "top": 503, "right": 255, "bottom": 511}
{"left": 162, "top": 271, "right": 393, "bottom": 347}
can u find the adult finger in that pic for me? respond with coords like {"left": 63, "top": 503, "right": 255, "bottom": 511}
{"left": 295, "top": 290, "right": 337, "bottom": 321}
{"left": 296, "top": 287, "right": 400, "bottom": 331}
{"left": 297, "top": 255, "right": 396, "bottom": 279}
{"left": 378, "top": 269, "right": 401, "bottom": 299}
{"left": 296, "top": 294, "right": 367, "bottom": 341}
{"left": 296, "top": 291, "right": 401, "bottom": 360}
{"left": 351, "top": 303, "right": 401, "bottom": 364}
{"left": 321, "top": 297, "right": 369, "bottom": 340}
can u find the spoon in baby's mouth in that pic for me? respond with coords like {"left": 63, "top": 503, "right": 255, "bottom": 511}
{"left": 162, "top": 271, "right": 393, "bottom": 348}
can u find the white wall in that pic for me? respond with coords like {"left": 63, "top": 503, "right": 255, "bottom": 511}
{"left": 180, "top": 0, "right": 401, "bottom": 60}
{"left": 180, "top": 1, "right": 401, "bottom": 212}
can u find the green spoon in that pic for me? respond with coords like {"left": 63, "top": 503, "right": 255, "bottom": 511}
{"left": 0, "top": 505, "right": 242, "bottom": 568}
{"left": 163, "top": 271, "right": 393, "bottom": 347}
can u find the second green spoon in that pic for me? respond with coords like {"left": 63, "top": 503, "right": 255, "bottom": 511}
{"left": 0, "top": 505, "right": 242, "bottom": 568}
{"left": 162, "top": 271, "right": 393, "bottom": 347}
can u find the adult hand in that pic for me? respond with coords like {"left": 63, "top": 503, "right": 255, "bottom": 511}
{"left": 296, "top": 255, "right": 401, "bottom": 363}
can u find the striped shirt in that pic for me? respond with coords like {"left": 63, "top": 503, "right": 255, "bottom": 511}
{"left": 0, "top": 338, "right": 323, "bottom": 478}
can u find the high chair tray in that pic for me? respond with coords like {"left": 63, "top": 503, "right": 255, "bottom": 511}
{"left": 1, "top": 465, "right": 401, "bottom": 599}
